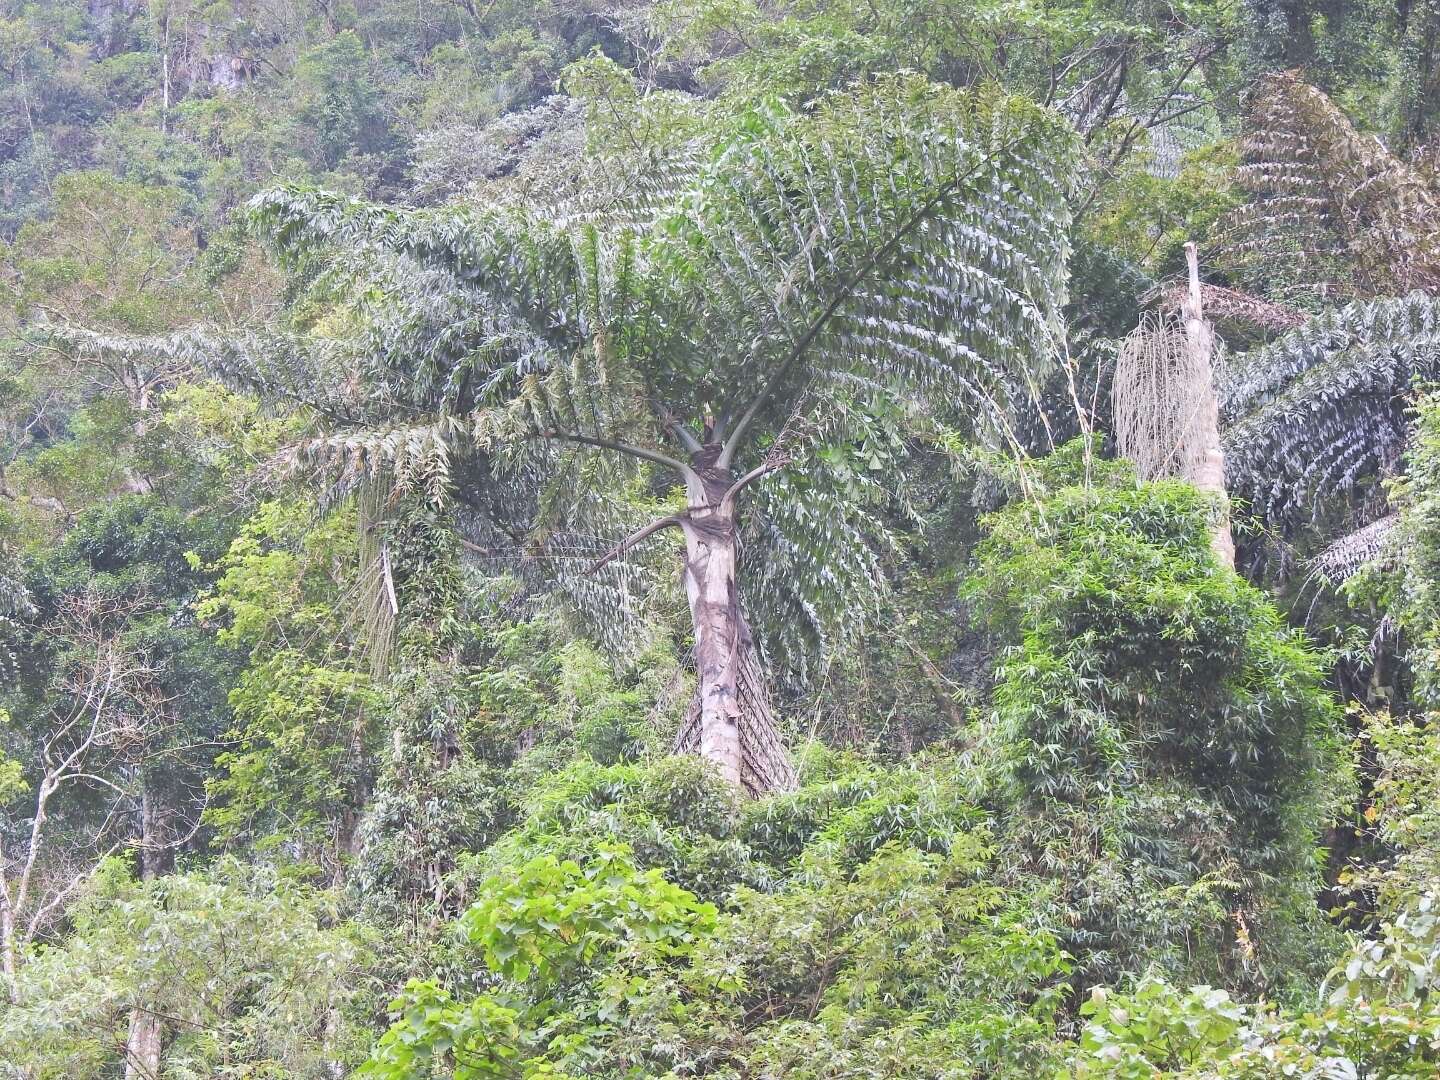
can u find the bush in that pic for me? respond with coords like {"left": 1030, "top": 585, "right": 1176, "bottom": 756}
{"left": 963, "top": 445, "right": 1346, "bottom": 989}
{"left": 1065, "top": 890, "right": 1440, "bottom": 1076}
{"left": 365, "top": 755, "right": 1073, "bottom": 1077}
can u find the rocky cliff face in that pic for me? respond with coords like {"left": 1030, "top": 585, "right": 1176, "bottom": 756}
{"left": 88, "top": 0, "right": 144, "bottom": 58}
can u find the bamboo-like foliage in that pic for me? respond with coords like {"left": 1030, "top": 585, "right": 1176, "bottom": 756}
{"left": 1222, "top": 293, "right": 1440, "bottom": 523}
{"left": 1221, "top": 71, "right": 1440, "bottom": 298}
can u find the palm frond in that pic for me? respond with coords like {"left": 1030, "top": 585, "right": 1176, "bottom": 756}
{"left": 1222, "top": 293, "right": 1440, "bottom": 522}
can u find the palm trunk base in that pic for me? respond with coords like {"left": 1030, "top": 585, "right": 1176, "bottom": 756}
{"left": 676, "top": 642, "right": 797, "bottom": 796}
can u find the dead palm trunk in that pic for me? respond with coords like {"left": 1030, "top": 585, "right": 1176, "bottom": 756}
{"left": 1114, "top": 242, "right": 1235, "bottom": 568}
{"left": 1181, "top": 242, "right": 1236, "bottom": 568}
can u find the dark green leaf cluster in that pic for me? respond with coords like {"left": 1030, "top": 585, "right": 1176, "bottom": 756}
{"left": 964, "top": 447, "right": 1344, "bottom": 983}
{"left": 1223, "top": 292, "right": 1440, "bottom": 524}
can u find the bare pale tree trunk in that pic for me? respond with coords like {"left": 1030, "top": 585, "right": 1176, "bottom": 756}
{"left": 1181, "top": 242, "right": 1236, "bottom": 568}
{"left": 0, "top": 879, "right": 17, "bottom": 1004}
{"left": 124, "top": 1010, "right": 162, "bottom": 1080}
{"left": 673, "top": 451, "right": 796, "bottom": 795}
{"left": 322, "top": 1003, "right": 348, "bottom": 1080}
{"left": 124, "top": 785, "right": 166, "bottom": 1080}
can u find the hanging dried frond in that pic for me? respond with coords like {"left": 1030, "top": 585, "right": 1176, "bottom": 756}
{"left": 675, "top": 642, "right": 798, "bottom": 796}
{"left": 1115, "top": 243, "right": 1234, "bottom": 565}
{"left": 1113, "top": 311, "right": 1212, "bottom": 482}
{"left": 357, "top": 474, "right": 398, "bottom": 678}
{"left": 1149, "top": 281, "right": 1306, "bottom": 334}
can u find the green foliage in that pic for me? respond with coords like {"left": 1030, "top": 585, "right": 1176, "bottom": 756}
{"left": 1071, "top": 979, "right": 1248, "bottom": 1075}
{"left": 964, "top": 445, "right": 1345, "bottom": 986}
{"left": 0, "top": 859, "right": 375, "bottom": 1078}
{"left": 6, "top": 170, "right": 206, "bottom": 332}
{"left": 364, "top": 754, "right": 1074, "bottom": 1078}
{"left": 1088, "top": 142, "right": 1241, "bottom": 277}
{"left": 291, "top": 32, "right": 397, "bottom": 175}
{"left": 461, "top": 845, "right": 717, "bottom": 985}
{"left": 355, "top": 579, "right": 685, "bottom": 902}
{"left": 968, "top": 447, "right": 1340, "bottom": 865}
{"left": 1064, "top": 890, "right": 1440, "bottom": 1076}
{"left": 1348, "top": 389, "right": 1440, "bottom": 708}
{"left": 363, "top": 843, "right": 719, "bottom": 1080}
{"left": 4, "top": 395, "right": 144, "bottom": 514}
{"left": 458, "top": 755, "right": 758, "bottom": 905}
{"left": 1347, "top": 712, "right": 1440, "bottom": 908}
{"left": 704, "top": 841, "right": 1070, "bottom": 1078}
{"left": 197, "top": 497, "right": 382, "bottom": 872}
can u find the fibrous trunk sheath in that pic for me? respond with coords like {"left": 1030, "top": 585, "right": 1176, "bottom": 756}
{"left": 1114, "top": 243, "right": 1236, "bottom": 569}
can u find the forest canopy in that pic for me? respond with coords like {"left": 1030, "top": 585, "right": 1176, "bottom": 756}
{"left": 2, "top": 0, "right": 1440, "bottom": 1077}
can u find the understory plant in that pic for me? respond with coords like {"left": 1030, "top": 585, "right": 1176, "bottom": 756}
{"left": 963, "top": 443, "right": 1347, "bottom": 990}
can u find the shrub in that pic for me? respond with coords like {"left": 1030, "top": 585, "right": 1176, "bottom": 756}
{"left": 963, "top": 445, "right": 1346, "bottom": 988}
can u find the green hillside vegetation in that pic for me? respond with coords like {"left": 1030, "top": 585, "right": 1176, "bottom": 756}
{"left": 2, "top": 1, "right": 1440, "bottom": 1076}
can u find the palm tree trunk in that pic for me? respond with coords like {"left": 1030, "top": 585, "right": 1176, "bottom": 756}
{"left": 681, "top": 490, "right": 745, "bottom": 786}
{"left": 674, "top": 454, "right": 796, "bottom": 795}
{"left": 1182, "top": 241, "right": 1236, "bottom": 568}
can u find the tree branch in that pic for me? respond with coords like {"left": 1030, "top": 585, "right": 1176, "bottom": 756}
{"left": 719, "top": 457, "right": 791, "bottom": 515}
{"left": 539, "top": 428, "right": 693, "bottom": 478}
{"left": 1077, "top": 41, "right": 1225, "bottom": 219}
{"left": 661, "top": 413, "right": 704, "bottom": 455}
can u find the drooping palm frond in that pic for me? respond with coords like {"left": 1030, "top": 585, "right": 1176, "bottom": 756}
{"left": 742, "top": 437, "right": 899, "bottom": 688}
{"left": 674, "top": 640, "right": 798, "bottom": 796}
{"left": 1311, "top": 513, "right": 1400, "bottom": 583}
{"left": 51, "top": 325, "right": 367, "bottom": 427}
{"left": 1221, "top": 293, "right": 1440, "bottom": 523}
{"left": 1147, "top": 282, "right": 1305, "bottom": 334}
{"left": 1218, "top": 71, "right": 1440, "bottom": 299}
